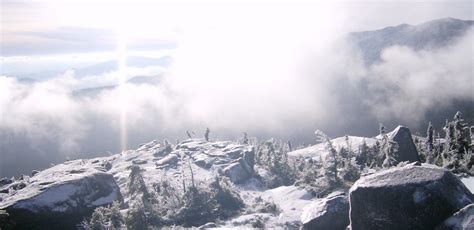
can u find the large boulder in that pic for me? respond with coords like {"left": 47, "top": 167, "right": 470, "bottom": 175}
{"left": 436, "top": 204, "right": 474, "bottom": 230}
{"left": 385, "top": 125, "right": 420, "bottom": 163}
{"left": 223, "top": 157, "right": 254, "bottom": 184}
{"left": 301, "top": 191, "right": 349, "bottom": 230}
{"left": 349, "top": 164, "right": 474, "bottom": 230}
{"left": 0, "top": 160, "right": 123, "bottom": 230}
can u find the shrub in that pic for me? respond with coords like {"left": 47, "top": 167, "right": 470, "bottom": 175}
{"left": 125, "top": 201, "right": 148, "bottom": 230}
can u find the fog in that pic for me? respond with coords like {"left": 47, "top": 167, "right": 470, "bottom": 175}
{"left": 364, "top": 30, "right": 473, "bottom": 121}
{"left": 0, "top": 1, "right": 473, "bottom": 177}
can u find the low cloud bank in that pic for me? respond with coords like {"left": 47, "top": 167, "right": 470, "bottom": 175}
{"left": 0, "top": 25, "right": 472, "bottom": 177}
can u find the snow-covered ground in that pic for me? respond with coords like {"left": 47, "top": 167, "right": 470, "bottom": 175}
{"left": 225, "top": 180, "right": 314, "bottom": 228}
{"left": 288, "top": 135, "right": 377, "bottom": 160}
{"left": 2, "top": 134, "right": 473, "bottom": 229}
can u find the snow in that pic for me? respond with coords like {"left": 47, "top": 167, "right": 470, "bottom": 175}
{"left": 461, "top": 177, "right": 474, "bottom": 193}
{"left": 300, "top": 191, "right": 347, "bottom": 226}
{"left": 288, "top": 135, "right": 377, "bottom": 161}
{"left": 92, "top": 190, "right": 120, "bottom": 206}
{"left": 225, "top": 213, "right": 273, "bottom": 227}
{"left": 350, "top": 164, "right": 446, "bottom": 190}
{"left": 0, "top": 157, "right": 122, "bottom": 213}
{"left": 5, "top": 135, "right": 471, "bottom": 228}
{"left": 231, "top": 183, "right": 314, "bottom": 228}
{"left": 105, "top": 138, "right": 256, "bottom": 203}
{"left": 14, "top": 184, "right": 79, "bottom": 212}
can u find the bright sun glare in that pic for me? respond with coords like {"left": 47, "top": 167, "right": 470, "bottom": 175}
{"left": 116, "top": 28, "right": 128, "bottom": 152}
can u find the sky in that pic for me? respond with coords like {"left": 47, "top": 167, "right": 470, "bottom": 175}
{"left": 1, "top": 0, "right": 472, "bottom": 57}
{"left": 0, "top": 0, "right": 473, "bottom": 177}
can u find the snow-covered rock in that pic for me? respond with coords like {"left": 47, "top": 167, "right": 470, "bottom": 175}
{"left": 223, "top": 161, "right": 251, "bottom": 184}
{"left": 0, "top": 159, "right": 122, "bottom": 229}
{"left": 436, "top": 204, "right": 474, "bottom": 230}
{"left": 301, "top": 191, "right": 349, "bottom": 230}
{"left": 155, "top": 153, "right": 179, "bottom": 167}
{"left": 349, "top": 164, "right": 473, "bottom": 230}
{"left": 0, "top": 138, "right": 257, "bottom": 228}
{"left": 176, "top": 139, "right": 255, "bottom": 184}
{"left": 0, "top": 178, "right": 13, "bottom": 188}
{"left": 380, "top": 125, "right": 420, "bottom": 163}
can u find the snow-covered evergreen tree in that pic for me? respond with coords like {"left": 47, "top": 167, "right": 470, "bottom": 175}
{"left": 426, "top": 122, "right": 434, "bottom": 151}
{"left": 204, "top": 128, "right": 210, "bottom": 141}
{"left": 379, "top": 123, "right": 385, "bottom": 136}
{"left": 379, "top": 133, "right": 399, "bottom": 168}
{"left": 317, "top": 131, "right": 338, "bottom": 183}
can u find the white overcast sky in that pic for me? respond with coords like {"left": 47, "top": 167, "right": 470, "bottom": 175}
{"left": 1, "top": 0, "right": 473, "bottom": 56}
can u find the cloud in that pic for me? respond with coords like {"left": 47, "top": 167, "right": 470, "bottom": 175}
{"left": 361, "top": 29, "right": 473, "bottom": 122}
{"left": 0, "top": 73, "right": 86, "bottom": 151}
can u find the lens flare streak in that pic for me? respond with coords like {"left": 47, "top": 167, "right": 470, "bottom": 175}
{"left": 117, "top": 30, "right": 128, "bottom": 152}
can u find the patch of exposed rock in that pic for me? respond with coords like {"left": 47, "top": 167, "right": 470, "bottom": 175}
{"left": 349, "top": 164, "right": 473, "bottom": 230}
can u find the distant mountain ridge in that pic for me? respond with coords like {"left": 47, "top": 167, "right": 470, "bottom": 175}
{"left": 73, "top": 56, "right": 172, "bottom": 78}
{"left": 7, "top": 55, "right": 172, "bottom": 81}
{"left": 349, "top": 18, "right": 474, "bottom": 64}
{"left": 343, "top": 17, "right": 474, "bottom": 134}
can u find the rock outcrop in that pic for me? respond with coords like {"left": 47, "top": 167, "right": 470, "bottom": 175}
{"left": 384, "top": 125, "right": 420, "bottom": 163}
{"left": 0, "top": 178, "right": 13, "bottom": 188}
{"left": 177, "top": 139, "right": 255, "bottom": 184}
{"left": 436, "top": 204, "right": 474, "bottom": 230}
{"left": 349, "top": 164, "right": 473, "bottom": 230}
{"left": 223, "top": 159, "right": 252, "bottom": 184}
{"left": 301, "top": 191, "right": 349, "bottom": 230}
{"left": 0, "top": 160, "right": 122, "bottom": 230}
{"left": 155, "top": 153, "right": 179, "bottom": 167}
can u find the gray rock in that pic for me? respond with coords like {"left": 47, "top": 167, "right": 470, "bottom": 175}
{"left": 132, "top": 159, "right": 148, "bottom": 165}
{"left": 349, "top": 164, "right": 473, "bottom": 230}
{"left": 0, "top": 178, "right": 13, "bottom": 187}
{"left": 155, "top": 154, "right": 179, "bottom": 167}
{"left": 243, "top": 148, "right": 255, "bottom": 170}
{"left": 301, "top": 191, "right": 349, "bottom": 230}
{"left": 102, "top": 161, "right": 113, "bottom": 171}
{"left": 154, "top": 144, "right": 172, "bottom": 157}
{"left": 193, "top": 152, "right": 223, "bottom": 169}
{"left": 386, "top": 126, "right": 420, "bottom": 163}
{"left": 436, "top": 204, "right": 474, "bottom": 230}
{"left": 223, "top": 160, "right": 253, "bottom": 184}
{"left": 31, "top": 170, "right": 40, "bottom": 177}
{"left": 238, "top": 157, "right": 253, "bottom": 175}
{"left": 177, "top": 141, "right": 255, "bottom": 184}
{"left": 0, "top": 161, "right": 123, "bottom": 230}
{"left": 221, "top": 147, "right": 254, "bottom": 184}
